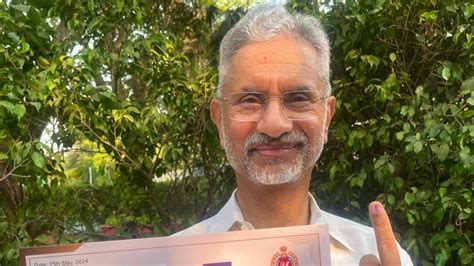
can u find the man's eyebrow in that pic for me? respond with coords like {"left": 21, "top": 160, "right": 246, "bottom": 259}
{"left": 283, "top": 85, "right": 317, "bottom": 92}
{"left": 238, "top": 85, "right": 318, "bottom": 93}
{"left": 293, "top": 85, "right": 314, "bottom": 91}
{"left": 240, "top": 87, "right": 264, "bottom": 93}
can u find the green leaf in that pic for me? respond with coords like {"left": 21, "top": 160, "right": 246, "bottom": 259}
{"left": 11, "top": 4, "right": 31, "bottom": 13}
{"left": 117, "top": 0, "right": 124, "bottom": 11}
{"left": 132, "top": 10, "right": 142, "bottom": 26}
{"left": 7, "top": 32, "right": 20, "bottom": 43}
{"left": 0, "top": 153, "right": 8, "bottom": 160}
{"left": 467, "top": 96, "right": 474, "bottom": 106}
{"left": 6, "top": 249, "right": 16, "bottom": 260}
{"left": 446, "top": 5, "right": 457, "bottom": 12}
{"left": 436, "top": 253, "right": 448, "bottom": 266}
{"left": 35, "top": 234, "right": 49, "bottom": 243}
{"left": 420, "top": 10, "right": 438, "bottom": 23}
{"left": 88, "top": 0, "right": 94, "bottom": 12}
{"left": 387, "top": 194, "right": 395, "bottom": 205}
{"left": 21, "top": 41, "right": 30, "bottom": 53}
{"left": 415, "top": 86, "right": 424, "bottom": 98}
{"left": 459, "top": 208, "right": 471, "bottom": 220}
{"left": 356, "top": 14, "right": 366, "bottom": 24}
{"left": 445, "top": 224, "right": 454, "bottom": 232}
{"left": 389, "top": 53, "right": 396, "bottom": 62}
{"left": 0, "top": 221, "right": 7, "bottom": 233}
{"left": 463, "top": 208, "right": 471, "bottom": 215}
{"left": 31, "top": 152, "right": 45, "bottom": 168}
{"left": 122, "top": 114, "right": 135, "bottom": 122}
{"left": 464, "top": 4, "right": 474, "bottom": 19}
{"left": 374, "top": 157, "right": 387, "bottom": 169}
{"left": 35, "top": 142, "right": 43, "bottom": 150}
{"left": 407, "top": 213, "right": 415, "bottom": 225}
{"left": 395, "top": 131, "right": 405, "bottom": 141}
{"left": 31, "top": 102, "right": 41, "bottom": 112}
{"left": 384, "top": 73, "right": 399, "bottom": 89}
{"left": 464, "top": 110, "right": 474, "bottom": 118}
{"left": 439, "top": 187, "right": 447, "bottom": 197}
{"left": 414, "top": 141, "right": 423, "bottom": 153}
{"left": 0, "top": 131, "right": 6, "bottom": 141}
{"left": 127, "top": 106, "right": 140, "bottom": 113}
{"left": 37, "top": 56, "right": 50, "bottom": 68}
{"left": 13, "top": 104, "right": 26, "bottom": 120}
{"left": 437, "top": 143, "right": 449, "bottom": 161}
{"left": 442, "top": 67, "right": 451, "bottom": 81}
{"left": 451, "top": 64, "right": 463, "bottom": 81}
{"left": 461, "top": 77, "right": 474, "bottom": 92}
{"left": 361, "top": 55, "right": 380, "bottom": 68}
{"left": 433, "top": 207, "right": 445, "bottom": 224}
{"left": 375, "top": 0, "right": 385, "bottom": 8}
{"left": 329, "top": 165, "right": 336, "bottom": 180}
{"left": 88, "top": 16, "right": 103, "bottom": 29}
{"left": 459, "top": 247, "right": 472, "bottom": 264}
{"left": 394, "top": 177, "right": 404, "bottom": 189}
{"left": 405, "top": 193, "right": 415, "bottom": 205}
{"left": 99, "top": 91, "right": 116, "bottom": 102}
{"left": 0, "top": 101, "right": 14, "bottom": 112}
{"left": 403, "top": 122, "right": 411, "bottom": 132}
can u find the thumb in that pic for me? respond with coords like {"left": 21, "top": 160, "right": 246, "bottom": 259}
{"left": 359, "top": 254, "right": 380, "bottom": 266}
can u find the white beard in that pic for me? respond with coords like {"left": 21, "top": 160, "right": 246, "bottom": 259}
{"left": 223, "top": 120, "right": 326, "bottom": 185}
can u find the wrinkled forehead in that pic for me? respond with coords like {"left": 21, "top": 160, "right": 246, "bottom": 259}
{"left": 224, "top": 36, "right": 325, "bottom": 94}
{"left": 231, "top": 36, "right": 320, "bottom": 70}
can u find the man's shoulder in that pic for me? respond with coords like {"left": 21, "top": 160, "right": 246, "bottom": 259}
{"left": 320, "top": 209, "right": 376, "bottom": 250}
{"left": 321, "top": 209, "right": 373, "bottom": 234}
{"left": 172, "top": 215, "right": 223, "bottom": 237}
{"left": 173, "top": 191, "right": 244, "bottom": 237}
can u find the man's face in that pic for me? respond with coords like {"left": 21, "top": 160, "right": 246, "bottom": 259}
{"left": 211, "top": 35, "right": 335, "bottom": 186}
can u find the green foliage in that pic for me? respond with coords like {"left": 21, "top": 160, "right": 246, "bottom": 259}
{"left": 0, "top": 1, "right": 232, "bottom": 265}
{"left": 291, "top": 0, "right": 473, "bottom": 265}
{"left": 0, "top": 0, "right": 472, "bottom": 265}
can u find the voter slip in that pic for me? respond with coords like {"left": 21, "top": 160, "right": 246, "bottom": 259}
{"left": 20, "top": 223, "right": 331, "bottom": 266}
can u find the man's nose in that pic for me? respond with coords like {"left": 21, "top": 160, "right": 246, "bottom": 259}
{"left": 256, "top": 98, "right": 293, "bottom": 138}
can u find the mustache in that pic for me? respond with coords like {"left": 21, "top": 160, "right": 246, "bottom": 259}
{"left": 244, "top": 132, "right": 308, "bottom": 151}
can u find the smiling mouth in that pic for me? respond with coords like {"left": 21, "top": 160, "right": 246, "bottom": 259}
{"left": 248, "top": 143, "right": 303, "bottom": 156}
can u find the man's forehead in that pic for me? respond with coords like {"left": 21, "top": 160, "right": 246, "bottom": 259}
{"left": 234, "top": 70, "right": 318, "bottom": 88}
{"left": 222, "top": 38, "right": 323, "bottom": 92}
{"left": 231, "top": 36, "right": 319, "bottom": 67}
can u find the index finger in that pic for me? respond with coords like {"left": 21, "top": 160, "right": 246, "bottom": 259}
{"left": 368, "top": 201, "right": 401, "bottom": 266}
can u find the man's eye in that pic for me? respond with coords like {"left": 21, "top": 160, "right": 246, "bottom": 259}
{"left": 238, "top": 94, "right": 263, "bottom": 104}
{"left": 285, "top": 92, "right": 311, "bottom": 104}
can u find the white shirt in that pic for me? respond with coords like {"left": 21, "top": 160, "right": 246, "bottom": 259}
{"left": 175, "top": 191, "right": 413, "bottom": 265}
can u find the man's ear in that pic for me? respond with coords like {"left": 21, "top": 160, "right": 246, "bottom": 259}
{"left": 210, "top": 99, "right": 225, "bottom": 148}
{"left": 323, "top": 96, "right": 336, "bottom": 144}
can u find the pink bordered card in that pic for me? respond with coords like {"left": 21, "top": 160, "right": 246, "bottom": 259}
{"left": 20, "top": 223, "right": 330, "bottom": 266}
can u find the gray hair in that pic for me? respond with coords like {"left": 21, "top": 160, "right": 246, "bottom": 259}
{"left": 217, "top": 5, "right": 331, "bottom": 97}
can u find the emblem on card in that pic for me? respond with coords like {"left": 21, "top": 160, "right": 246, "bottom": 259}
{"left": 271, "top": 246, "right": 299, "bottom": 266}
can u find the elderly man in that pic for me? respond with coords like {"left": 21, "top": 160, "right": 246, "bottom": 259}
{"left": 176, "top": 5, "right": 413, "bottom": 265}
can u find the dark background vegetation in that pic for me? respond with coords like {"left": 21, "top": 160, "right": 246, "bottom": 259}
{"left": 0, "top": 0, "right": 472, "bottom": 265}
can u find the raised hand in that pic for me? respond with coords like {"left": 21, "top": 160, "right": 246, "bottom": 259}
{"left": 359, "top": 201, "right": 401, "bottom": 266}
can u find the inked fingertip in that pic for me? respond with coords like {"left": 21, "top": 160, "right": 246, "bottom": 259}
{"left": 369, "top": 201, "right": 382, "bottom": 216}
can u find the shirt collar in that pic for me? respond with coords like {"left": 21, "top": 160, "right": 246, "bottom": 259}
{"left": 209, "top": 189, "right": 250, "bottom": 232}
{"left": 308, "top": 193, "right": 355, "bottom": 253}
{"left": 214, "top": 189, "right": 354, "bottom": 253}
